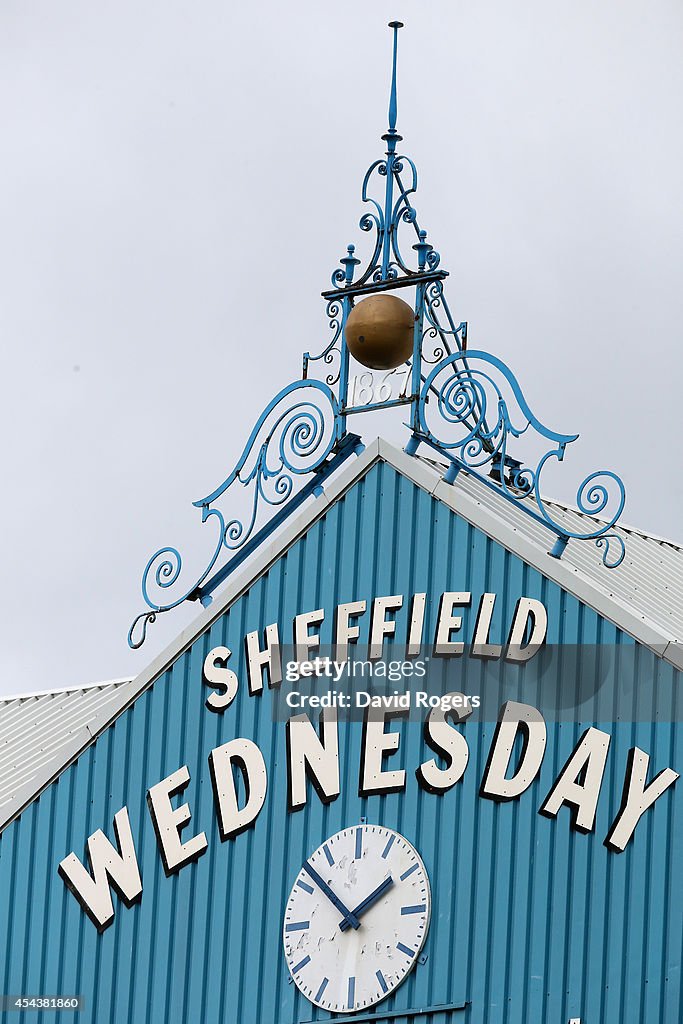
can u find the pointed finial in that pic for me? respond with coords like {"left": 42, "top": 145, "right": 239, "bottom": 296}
{"left": 387, "top": 21, "right": 404, "bottom": 135}
{"left": 340, "top": 244, "right": 360, "bottom": 285}
{"left": 413, "top": 229, "right": 432, "bottom": 272}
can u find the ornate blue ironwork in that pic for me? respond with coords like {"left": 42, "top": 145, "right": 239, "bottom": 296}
{"left": 302, "top": 299, "right": 344, "bottom": 387}
{"left": 414, "top": 351, "right": 626, "bottom": 568}
{"left": 129, "top": 21, "right": 627, "bottom": 648}
{"left": 328, "top": 24, "right": 441, "bottom": 292}
{"left": 128, "top": 380, "right": 344, "bottom": 649}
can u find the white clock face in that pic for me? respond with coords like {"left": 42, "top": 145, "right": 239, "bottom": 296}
{"left": 283, "top": 824, "right": 430, "bottom": 1013}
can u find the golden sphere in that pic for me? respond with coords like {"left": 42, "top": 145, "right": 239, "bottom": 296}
{"left": 345, "top": 294, "right": 414, "bottom": 370}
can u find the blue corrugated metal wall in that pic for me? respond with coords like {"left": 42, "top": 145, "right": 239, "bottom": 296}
{"left": 0, "top": 460, "right": 680, "bottom": 1024}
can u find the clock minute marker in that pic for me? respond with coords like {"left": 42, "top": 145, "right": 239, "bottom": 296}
{"left": 381, "top": 834, "right": 396, "bottom": 859}
{"left": 397, "top": 942, "right": 416, "bottom": 958}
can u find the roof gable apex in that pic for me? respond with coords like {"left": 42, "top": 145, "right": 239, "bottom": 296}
{"left": 1, "top": 436, "right": 680, "bottom": 834}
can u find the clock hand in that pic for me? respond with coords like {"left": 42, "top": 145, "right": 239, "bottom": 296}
{"left": 302, "top": 860, "right": 361, "bottom": 930}
{"left": 339, "top": 874, "right": 394, "bottom": 932}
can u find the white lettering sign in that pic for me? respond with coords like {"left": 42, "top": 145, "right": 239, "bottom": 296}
{"left": 57, "top": 591, "right": 679, "bottom": 929}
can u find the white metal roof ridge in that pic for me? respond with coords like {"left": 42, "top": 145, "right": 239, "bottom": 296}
{"left": 0, "top": 676, "right": 134, "bottom": 704}
{"left": 0, "top": 437, "right": 681, "bottom": 834}
{"left": 415, "top": 453, "right": 683, "bottom": 552}
{"left": 381, "top": 442, "right": 682, "bottom": 664}
{"left": 0, "top": 677, "right": 140, "bottom": 831}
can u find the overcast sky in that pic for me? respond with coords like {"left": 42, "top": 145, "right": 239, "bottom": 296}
{"left": 1, "top": 1, "right": 681, "bottom": 695}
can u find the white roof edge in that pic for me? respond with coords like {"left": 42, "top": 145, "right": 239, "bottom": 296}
{"left": 376, "top": 440, "right": 683, "bottom": 670}
{"left": 0, "top": 676, "right": 134, "bottom": 703}
{"left": 533, "top": 500, "right": 682, "bottom": 551}
{"left": 1, "top": 437, "right": 680, "bottom": 835}
{"left": 416, "top": 451, "right": 683, "bottom": 551}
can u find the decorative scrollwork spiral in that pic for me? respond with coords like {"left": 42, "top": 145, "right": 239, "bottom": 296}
{"left": 418, "top": 350, "right": 627, "bottom": 567}
{"left": 329, "top": 149, "right": 440, "bottom": 290}
{"left": 302, "top": 300, "right": 343, "bottom": 386}
{"left": 128, "top": 380, "right": 339, "bottom": 648}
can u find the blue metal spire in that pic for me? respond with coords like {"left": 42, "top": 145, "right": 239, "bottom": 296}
{"left": 380, "top": 22, "right": 403, "bottom": 284}
{"left": 387, "top": 21, "right": 402, "bottom": 136}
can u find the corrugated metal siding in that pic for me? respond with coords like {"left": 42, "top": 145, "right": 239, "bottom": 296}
{"left": 0, "top": 461, "right": 680, "bottom": 1024}
{"left": 0, "top": 680, "right": 137, "bottom": 829}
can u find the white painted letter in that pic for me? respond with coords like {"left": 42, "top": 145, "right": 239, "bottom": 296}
{"left": 245, "top": 623, "right": 282, "bottom": 694}
{"left": 407, "top": 593, "right": 427, "bottom": 656}
{"left": 540, "top": 728, "right": 611, "bottom": 833}
{"left": 434, "top": 592, "right": 471, "bottom": 655}
{"left": 335, "top": 600, "right": 367, "bottom": 659}
{"left": 416, "top": 694, "right": 472, "bottom": 793}
{"left": 286, "top": 709, "right": 340, "bottom": 811}
{"left": 147, "top": 765, "right": 208, "bottom": 875}
{"left": 369, "top": 595, "right": 403, "bottom": 659}
{"left": 360, "top": 709, "right": 408, "bottom": 796}
{"left": 605, "top": 747, "right": 679, "bottom": 852}
{"left": 480, "top": 701, "right": 546, "bottom": 801}
{"left": 472, "top": 593, "right": 502, "bottom": 659}
{"left": 203, "top": 646, "right": 239, "bottom": 712}
{"left": 294, "top": 608, "right": 325, "bottom": 661}
{"left": 506, "top": 598, "right": 547, "bottom": 661}
{"left": 58, "top": 807, "right": 142, "bottom": 931}
{"left": 209, "top": 738, "right": 268, "bottom": 840}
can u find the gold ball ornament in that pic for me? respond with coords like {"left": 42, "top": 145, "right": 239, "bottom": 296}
{"left": 344, "top": 294, "right": 415, "bottom": 370}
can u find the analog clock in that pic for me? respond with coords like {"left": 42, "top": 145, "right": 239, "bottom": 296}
{"left": 283, "top": 824, "right": 431, "bottom": 1013}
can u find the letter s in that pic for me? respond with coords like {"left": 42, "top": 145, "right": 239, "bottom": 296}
{"left": 203, "top": 646, "right": 239, "bottom": 712}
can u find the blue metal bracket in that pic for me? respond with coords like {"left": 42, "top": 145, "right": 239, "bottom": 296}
{"left": 190, "top": 433, "right": 363, "bottom": 608}
{"left": 128, "top": 22, "right": 626, "bottom": 649}
{"left": 297, "top": 1000, "right": 469, "bottom": 1024}
{"left": 550, "top": 534, "right": 570, "bottom": 560}
{"left": 128, "top": 426, "right": 363, "bottom": 649}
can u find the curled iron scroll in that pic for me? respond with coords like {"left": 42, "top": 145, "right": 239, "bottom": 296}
{"left": 418, "top": 350, "right": 626, "bottom": 568}
{"left": 128, "top": 379, "right": 339, "bottom": 648}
